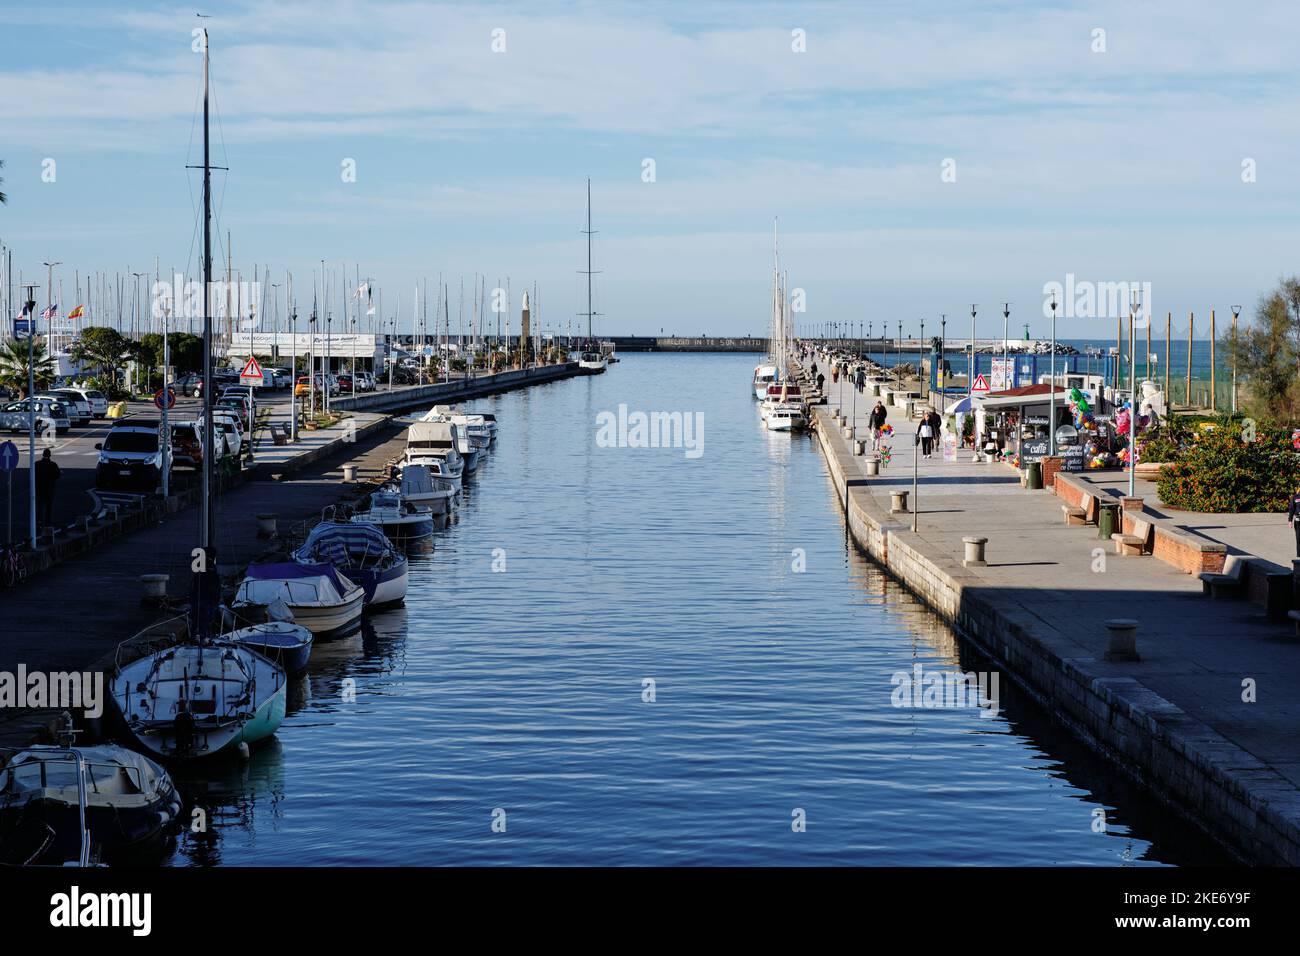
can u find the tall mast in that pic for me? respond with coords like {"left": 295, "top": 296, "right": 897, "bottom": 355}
{"left": 586, "top": 179, "right": 593, "bottom": 342}
{"left": 200, "top": 25, "right": 214, "bottom": 553}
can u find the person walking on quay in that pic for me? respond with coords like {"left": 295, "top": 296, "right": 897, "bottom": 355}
{"left": 1289, "top": 483, "right": 1300, "bottom": 558}
{"left": 816, "top": 371, "right": 826, "bottom": 395}
{"left": 917, "top": 411, "right": 936, "bottom": 459}
{"left": 869, "top": 400, "right": 888, "bottom": 450}
{"left": 831, "top": 363, "right": 840, "bottom": 385}
{"left": 810, "top": 359, "right": 818, "bottom": 379}
{"left": 855, "top": 366, "right": 865, "bottom": 393}
{"left": 35, "top": 448, "right": 61, "bottom": 530}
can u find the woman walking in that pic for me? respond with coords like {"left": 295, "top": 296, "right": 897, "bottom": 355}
{"left": 917, "top": 411, "right": 936, "bottom": 458}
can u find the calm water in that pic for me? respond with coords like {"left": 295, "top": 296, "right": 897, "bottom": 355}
{"left": 167, "top": 353, "right": 1224, "bottom": 865}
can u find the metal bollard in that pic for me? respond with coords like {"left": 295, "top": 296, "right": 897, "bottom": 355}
{"left": 1104, "top": 618, "right": 1141, "bottom": 661}
{"left": 962, "top": 536, "right": 988, "bottom": 567}
{"left": 342, "top": 463, "right": 358, "bottom": 482}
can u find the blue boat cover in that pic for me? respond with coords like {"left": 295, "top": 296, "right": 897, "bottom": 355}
{"left": 295, "top": 522, "right": 394, "bottom": 566}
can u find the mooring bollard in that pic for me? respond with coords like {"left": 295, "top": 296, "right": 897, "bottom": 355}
{"left": 890, "top": 489, "right": 909, "bottom": 513}
{"left": 854, "top": 440, "right": 865, "bottom": 456}
{"left": 845, "top": 424, "right": 856, "bottom": 440}
{"left": 342, "top": 463, "right": 358, "bottom": 482}
{"left": 962, "top": 536, "right": 988, "bottom": 567}
{"left": 865, "top": 457, "right": 880, "bottom": 475}
{"left": 1104, "top": 618, "right": 1141, "bottom": 661}
{"left": 256, "top": 513, "right": 278, "bottom": 538}
{"left": 140, "top": 573, "right": 169, "bottom": 606}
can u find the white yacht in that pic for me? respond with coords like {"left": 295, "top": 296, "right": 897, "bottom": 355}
{"left": 404, "top": 420, "right": 466, "bottom": 488}
{"left": 752, "top": 364, "right": 778, "bottom": 400}
{"left": 576, "top": 178, "right": 608, "bottom": 375}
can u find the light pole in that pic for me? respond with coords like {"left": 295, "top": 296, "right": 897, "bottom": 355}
{"left": 919, "top": 317, "right": 926, "bottom": 399}
{"left": 131, "top": 271, "right": 146, "bottom": 395}
{"left": 896, "top": 320, "right": 902, "bottom": 388}
{"left": 940, "top": 314, "right": 947, "bottom": 415}
{"left": 868, "top": 321, "right": 873, "bottom": 365}
{"left": 22, "top": 285, "right": 36, "bottom": 549}
{"left": 969, "top": 304, "right": 977, "bottom": 392}
{"left": 308, "top": 307, "right": 317, "bottom": 419}
{"left": 1231, "top": 305, "right": 1241, "bottom": 414}
{"left": 1129, "top": 290, "right": 1140, "bottom": 498}
{"left": 1002, "top": 303, "right": 1010, "bottom": 389}
{"left": 1049, "top": 291, "right": 1058, "bottom": 456}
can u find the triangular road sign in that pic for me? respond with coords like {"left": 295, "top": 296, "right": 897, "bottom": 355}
{"left": 971, "top": 372, "right": 990, "bottom": 394}
{"left": 240, "top": 355, "right": 264, "bottom": 384}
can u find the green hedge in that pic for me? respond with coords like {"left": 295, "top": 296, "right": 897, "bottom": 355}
{"left": 1156, "top": 421, "right": 1300, "bottom": 512}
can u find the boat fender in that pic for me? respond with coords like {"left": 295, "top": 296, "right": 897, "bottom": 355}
{"left": 236, "top": 741, "right": 251, "bottom": 761}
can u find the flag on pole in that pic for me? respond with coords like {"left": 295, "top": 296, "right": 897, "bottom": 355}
{"left": 40, "top": 303, "right": 58, "bottom": 319}
{"left": 67, "top": 304, "right": 84, "bottom": 319}
{"left": 15, "top": 303, "right": 33, "bottom": 339}
{"left": 353, "top": 282, "right": 369, "bottom": 299}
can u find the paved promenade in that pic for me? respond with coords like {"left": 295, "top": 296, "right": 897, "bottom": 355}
{"left": 818, "top": 367, "right": 1300, "bottom": 862}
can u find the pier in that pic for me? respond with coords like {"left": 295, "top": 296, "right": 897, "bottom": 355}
{"left": 804, "top": 357, "right": 1300, "bottom": 864}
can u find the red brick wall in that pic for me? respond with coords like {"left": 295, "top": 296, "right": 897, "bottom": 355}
{"left": 1042, "top": 456, "right": 1063, "bottom": 489}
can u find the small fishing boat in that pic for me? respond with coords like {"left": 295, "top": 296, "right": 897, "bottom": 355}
{"left": 396, "top": 463, "right": 456, "bottom": 516}
{"left": 0, "top": 715, "right": 182, "bottom": 866}
{"left": 351, "top": 486, "right": 435, "bottom": 544}
{"left": 233, "top": 563, "right": 365, "bottom": 637}
{"left": 110, "top": 640, "right": 287, "bottom": 761}
{"left": 293, "top": 517, "right": 410, "bottom": 605}
{"left": 229, "top": 621, "right": 314, "bottom": 676}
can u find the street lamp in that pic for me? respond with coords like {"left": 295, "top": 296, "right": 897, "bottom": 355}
{"left": 1129, "top": 290, "right": 1140, "bottom": 498}
{"left": 1049, "top": 291, "right": 1058, "bottom": 456}
{"left": 919, "top": 317, "right": 926, "bottom": 399}
{"left": 969, "top": 304, "right": 977, "bottom": 392}
{"left": 1231, "top": 304, "right": 1241, "bottom": 414}
{"left": 940, "top": 313, "right": 947, "bottom": 415}
{"left": 22, "top": 284, "right": 36, "bottom": 549}
{"left": 1002, "top": 303, "right": 1010, "bottom": 388}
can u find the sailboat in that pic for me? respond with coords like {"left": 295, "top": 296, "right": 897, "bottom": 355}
{"left": 577, "top": 179, "right": 608, "bottom": 374}
{"left": 109, "top": 27, "right": 287, "bottom": 761}
{"left": 762, "top": 221, "right": 806, "bottom": 431}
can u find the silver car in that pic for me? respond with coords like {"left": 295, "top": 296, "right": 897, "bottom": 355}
{"left": 44, "top": 390, "right": 92, "bottom": 426}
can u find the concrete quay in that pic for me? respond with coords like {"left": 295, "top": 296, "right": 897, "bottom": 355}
{"left": 809, "top": 365, "right": 1300, "bottom": 865}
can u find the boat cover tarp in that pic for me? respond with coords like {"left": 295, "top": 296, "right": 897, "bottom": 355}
{"left": 296, "top": 522, "right": 393, "bottom": 566}
{"left": 245, "top": 562, "right": 354, "bottom": 596}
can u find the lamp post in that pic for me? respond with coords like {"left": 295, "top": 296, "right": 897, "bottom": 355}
{"left": 1129, "top": 291, "right": 1140, "bottom": 498}
{"left": 940, "top": 313, "right": 947, "bottom": 415}
{"left": 1002, "top": 303, "right": 1010, "bottom": 389}
{"left": 1049, "top": 291, "right": 1058, "bottom": 456}
{"left": 896, "top": 320, "right": 902, "bottom": 389}
{"left": 1231, "top": 305, "right": 1241, "bottom": 414}
{"left": 868, "top": 321, "right": 873, "bottom": 365}
{"left": 919, "top": 317, "right": 926, "bottom": 399}
{"left": 22, "top": 284, "right": 36, "bottom": 549}
{"left": 969, "top": 304, "right": 977, "bottom": 392}
{"left": 308, "top": 307, "right": 317, "bottom": 419}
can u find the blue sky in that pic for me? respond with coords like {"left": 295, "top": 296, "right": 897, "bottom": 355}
{"left": 1, "top": 0, "right": 1298, "bottom": 339}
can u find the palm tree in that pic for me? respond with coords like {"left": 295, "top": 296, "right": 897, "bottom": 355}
{"left": 0, "top": 339, "right": 58, "bottom": 396}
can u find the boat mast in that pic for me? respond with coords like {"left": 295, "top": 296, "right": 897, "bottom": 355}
{"left": 581, "top": 178, "right": 598, "bottom": 349}
{"left": 200, "top": 25, "right": 215, "bottom": 554}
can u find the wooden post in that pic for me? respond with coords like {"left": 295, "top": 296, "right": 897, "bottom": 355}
{"left": 1170, "top": 310, "right": 1180, "bottom": 408}
{"left": 1209, "top": 309, "right": 1216, "bottom": 412}
{"left": 1186, "top": 312, "right": 1194, "bottom": 408}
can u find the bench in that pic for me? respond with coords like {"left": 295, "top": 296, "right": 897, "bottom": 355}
{"left": 1062, "top": 492, "right": 1097, "bottom": 526}
{"left": 1199, "top": 554, "right": 1249, "bottom": 598}
{"left": 269, "top": 422, "right": 292, "bottom": 446}
{"left": 1111, "top": 517, "right": 1154, "bottom": 556}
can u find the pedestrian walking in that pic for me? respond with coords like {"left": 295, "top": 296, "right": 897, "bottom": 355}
{"left": 869, "top": 400, "right": 888, "bottom": 450}
{"left": 918, "top": 411, "right": 935, "bottom": 458}
{"left": 35, "top": 448, "right": 61, "bottom": 530}
{"left": 855, "top": 367, "right": 865, "bottom": 393}
{"left": 1289, "top": 484, "right": 1300, "bottom": 558}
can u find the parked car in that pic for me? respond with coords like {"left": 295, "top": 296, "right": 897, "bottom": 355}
{"left": 215, "top": 395, "right": 252, "bottom": 431}
{"left": 95, "top": 420, "right": 166, "bottom": 492}
{"left": 268, "top": 368, "right": 294, "bottom": 389}
{"left": 337, "top": 374, "right": 354, "bottom": 392}
{"left": 170, "top": 421, "right": 204, "bottom": 469}
{"left": 200, "top": 411, "right": 244, "bottom": 458}
{"left": 58, "top": 386, "right": 109, "bottom": 419}
{"left": 1, "top": 398, "right": 71, "bottom": 435}
{"left": 294, "top": 376, "right": 313, "bottom": 398}
{"left": 175, "top": 373, "right": 205, "bottom": 397}
{"left": 39, "top": 391, "right": 91, "bottom": 427}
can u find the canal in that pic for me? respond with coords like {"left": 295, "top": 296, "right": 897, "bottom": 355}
{"left": 169, "top": 352, "right": 1225, "bottom": 865}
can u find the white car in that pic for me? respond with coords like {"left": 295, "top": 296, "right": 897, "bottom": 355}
{"left": 1, "top": 398, "right": 71, "bottom": 435}
{"left": 44, "top": 390, "right": 92, "bottom": 426}
{"left": 63, "top": 387, "right": 110, "bottom": 419}
{"left": 202, "top": 411, "right": 244, "bottom": 458}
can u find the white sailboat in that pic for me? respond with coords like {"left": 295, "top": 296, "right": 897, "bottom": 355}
{"left": 109, "top": 27, "right": 288, "bottom": 762}
{"left": 577, "top": 178, "right": 608, "bottom": 374}
{"left": 762, "top": 222, "right": 806, "bottom": 432}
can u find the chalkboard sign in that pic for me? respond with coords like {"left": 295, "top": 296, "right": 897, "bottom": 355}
{"left": 1021, "top": 438, "right": 1050, "bottom": 462}
{"left": 1061, "top": 445, "right": 1085, "bottom": 471}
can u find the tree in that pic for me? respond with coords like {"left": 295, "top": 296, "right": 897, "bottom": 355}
{"left": 0, "top": 339, "right": 58, "bottom": 396}
{"left": 1221, "top": 277, "right": 1300, "bottom": 420}
{"left": 69, "top": 326, "right": 137, "bottom": 385}
{"left": 138, "top": 331, "right": 204, "bottom": 375}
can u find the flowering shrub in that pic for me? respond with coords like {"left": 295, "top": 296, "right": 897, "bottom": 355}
{"left": 1157, "top": 421, "right": 1300, "bottom": 512}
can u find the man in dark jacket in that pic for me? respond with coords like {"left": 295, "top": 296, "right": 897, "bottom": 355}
{"left": 1288, "top": 485, "right": 1300, "bottom": 557}
{"left": 35, "top": 448, "right": 61, "bottom": 530}
{"left": 868, "top": 401, "right": 888, "bottom": 449}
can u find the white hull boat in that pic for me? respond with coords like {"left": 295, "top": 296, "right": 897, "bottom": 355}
{"left": 234, "top": 563, "right": 366, "bottom": 637}
{"left": 398, "top": 464, "right": 457, "bottom": 516}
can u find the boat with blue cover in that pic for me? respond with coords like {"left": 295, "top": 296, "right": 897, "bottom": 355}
{"left": 292, "top": 517, "right": 409, "bottom": 606}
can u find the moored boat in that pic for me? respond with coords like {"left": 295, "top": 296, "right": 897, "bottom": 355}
{"left": 396, "top": 463, "right": 456, "bottom": 516}
{"left": 292, "top": 516, "right": 410, "bottom": 605}
{"left": 350, "top": 487, "right": 435, "bottom": 544}
{"left": 233, "top": 563, "right": 365, "bottom": 638}
{"left": 229, "top": 621, "right": 315, "bottom": 676}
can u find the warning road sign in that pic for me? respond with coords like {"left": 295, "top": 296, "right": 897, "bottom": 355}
{"left": 970, "top": 372, "right": 990, "bottom": 395}
{"left": 240, "top": 356, "right": 265, "bottom": 386}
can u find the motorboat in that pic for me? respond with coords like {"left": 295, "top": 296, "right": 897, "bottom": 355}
{"left": 233, "top": 563, "right": 365, "bottom": 638}
{"left": 577, "top": 349, "right": 607, "bottom": 374}
{"left": 765, "top": 405, "right": 806, "bottom": 431}
{"left": 293, "top": 517, "right": 410, "bottom": 605}
{"left": 760, "top": 381, "right": 806, "bottom": 421}
{"left": 229, "top": 621, "right": 314, "bottom": 676}
{"left": 419, "top": 407, "right": 481, "bottom": 472}
{"left": 110, "top": 639, "right": 287, "bottom": 760}
{"left": 350, "top": 487, "right": 435, "bottom": 545}
{"left": 753, "top": 364, "right": 778, "bottom": 399}
{"left": 396, "top": 463, "right": 457, "bottom": 516}
{"left": 404, "top": 420, "right": 465, "bottom": 488}
{"left": 479, "top": 413, "right": 499, "bottom": 442}
{"left": 0, "top": 716, "right": 182, "bottom": 866}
